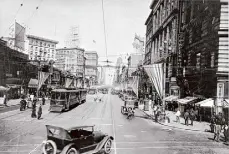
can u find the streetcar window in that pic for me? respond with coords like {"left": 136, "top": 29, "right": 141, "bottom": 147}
{"left": 60, "top": 93, "right": 65, "bottom": 99}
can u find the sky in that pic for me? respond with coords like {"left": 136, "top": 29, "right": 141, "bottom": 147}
{"left": 0, "top": 0, "right": 151, "bottom": 64}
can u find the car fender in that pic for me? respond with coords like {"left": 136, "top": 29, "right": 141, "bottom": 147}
{"left": 60, "top": 143, "right": 76, "bottom": 154}
{"left": 93, "top": 136, "right": 113, "bottom": 153}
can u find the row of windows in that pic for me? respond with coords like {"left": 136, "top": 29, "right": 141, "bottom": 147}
{"left": 29, "top": 39, "right": 56, "bottom": 48}
{"left": 30, "top": 46, "right": 55, "bottom": 53}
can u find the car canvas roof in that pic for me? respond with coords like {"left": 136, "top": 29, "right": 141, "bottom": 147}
{"left": 46, "top": 124, "right": 94, "bottom": 131}
{"left": 51, "top": 89, "right": 80, "bottom": 93}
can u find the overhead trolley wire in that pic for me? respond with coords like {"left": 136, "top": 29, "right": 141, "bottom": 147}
{"left": 1, "top": 0, "right": 25, "bottom": 37}
{"left": 101, "top": 0, "right": 108, "bottom": 59}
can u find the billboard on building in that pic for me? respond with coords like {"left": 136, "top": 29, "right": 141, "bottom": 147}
{"left": 15, "top": 22, "right": 25, "bottom": 50}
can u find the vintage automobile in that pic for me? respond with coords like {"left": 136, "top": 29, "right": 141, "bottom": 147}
{"left": 42, "top": 125, "right": 113, "bottom": 154}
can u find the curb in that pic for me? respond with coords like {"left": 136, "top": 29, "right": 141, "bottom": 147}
{"left": 139, "top": 109, "right": 207, "bottom": 132}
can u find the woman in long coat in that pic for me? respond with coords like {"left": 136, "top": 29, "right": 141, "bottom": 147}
{"left": 31, "top": 98, "right": 37, "bottom": 118}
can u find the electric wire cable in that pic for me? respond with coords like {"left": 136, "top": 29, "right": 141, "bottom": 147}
{"left": 101, "top": 0, "right": 108, "bottom": 62}
{"left": 1, "top": 0, "right": 24, "bottom": 37}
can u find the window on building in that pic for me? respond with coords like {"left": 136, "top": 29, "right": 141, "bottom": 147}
{"left": 196, "top": 53, "right": 201, "bottom": 70}
{"left": 40, "top": 42, "right": 42, "bottom": 46}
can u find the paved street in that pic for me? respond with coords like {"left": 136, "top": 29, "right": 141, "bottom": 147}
{"left": 0, "top": 93, "right": 229, "bottom": 154}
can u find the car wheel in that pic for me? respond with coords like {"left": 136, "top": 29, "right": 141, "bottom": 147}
{"left": 42, "top": 140, "right": 57, "bottom": 154}
{"left": 67, "top": 147, "right": 79, "bottom": 154}
{"left": 104, "top": 139, "right": 112, "bottom": 154}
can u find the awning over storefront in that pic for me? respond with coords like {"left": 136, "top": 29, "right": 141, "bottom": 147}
{"left": 28, "top": 78, "right": 38, "bottom": 88}
{"left": 223, "top": 99, "right": 229, "bottom": 108}
{"left": 196, "top": 98, "right": 214, "bottom": 108}
{"left": 0, "top": 86, "right": 10, "bottom": 91}
{"left": 163, "top": 95, "right": 178, "bottom": 102}
{"left": 177, "top": 96, "right": 197, "bottom": 105}
{"left": 143, "top": 63, "right": 163, "bottom": 99}
{"left": 6, "top": 84, "right": 21, "bottom": 89}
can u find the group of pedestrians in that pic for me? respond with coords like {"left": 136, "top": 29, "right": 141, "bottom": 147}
{"left": 19, "top": 93, "right": 46, "bottom": 120}
{"left": 210, "top": 112, "right": 229, "bottom": 142}
{"left": 175, "top": 109, "right": 196, "bottom": 126}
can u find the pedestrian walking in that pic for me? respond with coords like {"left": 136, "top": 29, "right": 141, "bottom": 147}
{"left": 37, "top": 104, "right": 42, "bottom": 120}
{"left": 210, "top": 112, "right": 217, "bottom": 133}
{"left": 42, "top": 96, "right": 45, "bottom": 105}
{"left": 223, "top": 123, "right": 228, "bottom": 142}
{"left": 3, "top": 93, "right": 7, "bottom": 106}
{"left": 213, "top": 120, "right": 221, "bottom": 142}
{"left": 213, "top": 113, "right": 223, "bottom": 142}
{"left": 175, "top": 109, "right": 181, "bottom": 123}
{"left": 184, "top": 110, "right": 189, "bottom": 126}
{"left": 190, "top": 110, "right": 196, "bottom": 126}
{"left": 31, "top": 98, "right": 37, "bottom": 118}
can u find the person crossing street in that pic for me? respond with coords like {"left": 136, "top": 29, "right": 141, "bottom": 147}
{"left": 37, "top": 103, "right": 42, "bottom": 120}
{"left": 31, "top": 97, "right": 37, "bottom": 118}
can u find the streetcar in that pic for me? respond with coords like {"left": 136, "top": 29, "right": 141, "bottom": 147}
{"left": 121, "top": 95, "right": 138, "bottom": 118}
{"left": 50, "top": 88, "right": 87, "bottom": 112}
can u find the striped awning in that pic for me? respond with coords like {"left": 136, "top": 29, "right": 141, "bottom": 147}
{"left": 177, "top": 97, "right": 197, "bottom": 105}
{"left": 223, "top": 99, "right": 229, "bottom": 108}
{"left": 28, "top": 78, "right": 38, "bottom": 88}
{"left": 163, "top": 95, "right": 178, "bottom": 102}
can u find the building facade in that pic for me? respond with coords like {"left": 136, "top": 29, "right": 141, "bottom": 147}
{"left": 178, "top": 0, "right": 228, "bottom": 112}
{"left": 27, "top": 35, "right": 58, "bottom": 61}
{"left": 144, "top": 0, "right": 180, "bottom": 98}
{"left": 55, "top": 47, "right": 85, "bottom": 77}
{"left": 84, "top": 51, "right": 98, "bottom": 86}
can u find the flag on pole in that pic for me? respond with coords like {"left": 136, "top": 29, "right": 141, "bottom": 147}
{"left": 38, "top": 72, "right": 49, "bottom": 91}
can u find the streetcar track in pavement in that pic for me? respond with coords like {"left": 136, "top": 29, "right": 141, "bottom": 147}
{"left": 0, "top": 111, "right": 63, "bottom": 146}
{"left": 0, "top": 105, "right": 51, "bottom": 136}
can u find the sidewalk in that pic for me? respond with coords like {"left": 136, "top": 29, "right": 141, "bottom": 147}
{"left": 140, "top": 108, "right": 210, "bottom": 132}
{"left": 0, "top": 97, "right": 50, "bottom": 108}
{"left": 0, "top": 99, "right": 20, "bottom": 108}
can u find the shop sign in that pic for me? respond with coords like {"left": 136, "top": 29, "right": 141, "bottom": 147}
{"left": 6, "top": 73, "right": 12, "bottom": 77}
{"left": 216, "top": 83, "right": 224, "bottom": 106}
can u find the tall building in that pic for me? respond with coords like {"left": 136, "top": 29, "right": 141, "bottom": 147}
{"left": 84, "top": 51, "right": 98, "bottom": 85}
{"left": 27, "top": 35, "right": 58, "bottom": 61}
{"left": 114, "top": 57, "right": 123, "bottom": 84}
{"left": 55, "top": 47, "right": 85, "bottom": 77}
{"left": 144, "top": 0, "right": 179, "bottom": 97}
{"left": 178, "top": 0, "right": 228, "bottom": 112}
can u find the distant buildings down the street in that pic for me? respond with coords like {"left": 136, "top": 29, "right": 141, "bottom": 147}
{"left": 84, "top": 51, "right": 99, "bottom": 86}
{"left": 55, "top": 47, "right": 85, "bottom": 77}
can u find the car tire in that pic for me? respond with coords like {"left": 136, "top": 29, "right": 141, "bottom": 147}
{"left": 66, "top": 147, "right": 79, "bottom": 154}
{"left": 42, "top": 140, "right": 57, "bottom": 154}
{"left": 104, "top": 139, "right": 112, "bottom": 154}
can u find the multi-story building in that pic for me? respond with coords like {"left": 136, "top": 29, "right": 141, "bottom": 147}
{"left": 27, "top": 35, "right": 58, "bottom": 61}
{"left": 114, "top": 57, "right": 123, "bottom": 85}
{"left": 84, "top": 51, "right": 98, "bottom": 86}
{"left": 55, "top": 47, "right": 85, "bottom": 77}
{"left": 144, "top": 0, "right": 180, "bottom": 97}
{"left": 178, "top": 0, "right": 228, "bottom": 113}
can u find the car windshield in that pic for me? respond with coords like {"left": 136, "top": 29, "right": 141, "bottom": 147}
{"left": 47, "top": 127, "right": 70, "bottom": 139}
